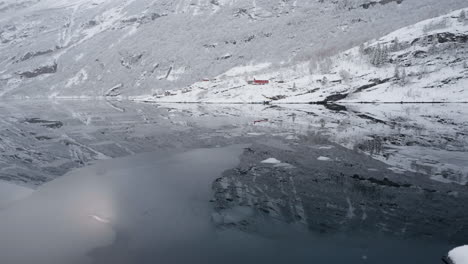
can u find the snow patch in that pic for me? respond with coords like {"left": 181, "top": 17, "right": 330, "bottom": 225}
{"left": 74, "top": 53, "right": 84, "bottom": 62}
{"left": 261, "top": 158, "right": 281, "bottom": 164}
{"left": 65, "top": 69, "right": 88, "bottom": 88}
{"left": 449, "top": 246, "right": 468, "bottom": 264}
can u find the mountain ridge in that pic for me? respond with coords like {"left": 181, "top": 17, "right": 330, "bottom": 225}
{"left": 0, "top": 0, "right": 467, "bottom": 99}
{"left": 144, "top": 7, "right": 468, "bottom": 103}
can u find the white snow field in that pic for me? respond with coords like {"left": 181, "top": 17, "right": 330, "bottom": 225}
{"left": 0, "top": 0, "right": 467, "bottom": 100}
{"left": 144, "top": 8, "right": 468, "bottom": 103}
{"left": 449, "top": 246, "right": 468, "bottom": 264}
{"left": 261, "top": 157, "right": 282, "bottom": 164}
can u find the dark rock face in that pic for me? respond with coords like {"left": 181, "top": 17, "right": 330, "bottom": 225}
{"left": 354, "top": 78, "right": 392, "bottom": 93}
{"left": 18, "top": 62, "right": 57, "bottom": 78}
{"left": 120, "top": 12, "right": 164, "bottom": 25}
{"left": 432, "top": 32, "right": 468, "bottom": 44}
{"left": 322, "top": 93, "right": 349, "bottom": 102}
{"left": 120, "top": 53, "right": 144, "bottom": 69}
{"left": 361, "top": 0, "right": 404, "bottom": 9}
{"left": 411, "top": 33, "right": 468, "bottom": 45}
{"left": 17, "top": 48, "right": 56, "bottom": 62}
{"left": 212, "top": 142, "right": 468, "bottom": 244}
{"left": 23, "top": 118, "right": 63, "bottom": 129}
{"left": 106, "top": 83, "right": 124, "bottom": 97}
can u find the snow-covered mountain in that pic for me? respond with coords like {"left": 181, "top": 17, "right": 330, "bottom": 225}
{"left": 149, "top": 7, "right": 468, "bottom": 103}
{"left": 0, "top": 0, "right": 467, "bottom": 99}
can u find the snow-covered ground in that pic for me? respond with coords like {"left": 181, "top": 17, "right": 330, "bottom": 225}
{"left": 141, "top": 8, "right": 468, "bottom": 103}
{"left": 0, "top": 0, "right": 467, "bottom": 99}
{"left": 450, "top": 246, "right": 468, "bottom": 264}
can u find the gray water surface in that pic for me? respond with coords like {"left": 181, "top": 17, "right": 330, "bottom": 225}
{"left": 0, "top": 100, "right": 466, "bottom": 264}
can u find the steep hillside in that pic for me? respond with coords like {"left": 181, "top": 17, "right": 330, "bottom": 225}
{"left": 149, "top": 8, "right": 468, "bottom": 103}
{"left": 0, "top": 0, "right": 467, "bottom": 99}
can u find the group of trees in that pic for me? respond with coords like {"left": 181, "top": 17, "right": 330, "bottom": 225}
{"left": 370, "top": 44, "right": 389, "bottom": 66}
{"left": 391, "top": 37, "right": 409, "bottom": 86}
{"left": 359, "top": 43, "right": 389, "bottom": 67}
{"left": 308, "top": 56, "right": 334, "bottom": 75}
{"left": 393, "top": 64, "right": 407, "bottom": 86}
{"left": 359, "top": 37, "right": 405, "bottom": 67}
{"left": 359, "top": 38, "right": 411, "bottom": 86}
{"left": 318, "top": 57, "right": 333, "bottom": 74}
{"left": 390, "top": 37, "right": 405, "bottom": 52}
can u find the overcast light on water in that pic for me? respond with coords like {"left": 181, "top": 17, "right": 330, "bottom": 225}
{"left": 1, "top": 0, "right": 468, "bottom": 263}
{"left": 0, "top": 101, "right": 466, "bottom": 264}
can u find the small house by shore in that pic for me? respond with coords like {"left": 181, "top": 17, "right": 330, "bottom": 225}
{"left": 248, "top": 79, "right": 270, "bottom": 85}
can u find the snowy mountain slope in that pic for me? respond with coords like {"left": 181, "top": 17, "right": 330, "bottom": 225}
{"left": 0, "top": 0, "right": 467, "bottom": 98}
{"left": 147, "top": 7, "right": 468, "bottom": 103}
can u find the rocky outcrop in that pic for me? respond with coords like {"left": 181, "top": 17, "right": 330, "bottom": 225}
{"left": 105, "top": 83, "right": 123, "bottom": 97}
{"left": 361, "top": 0, "right": 404, "bottom": 9}
{"left": 17, "top": 62, "right": 57, "bottom": 78}
{"left": 16, "top": 47, "right": 58, "bottom": 62}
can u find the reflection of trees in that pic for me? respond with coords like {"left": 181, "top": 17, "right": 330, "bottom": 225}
{"left": 356, "top": 136, "right": 383, "bottom": 156}
{"left": 298, "top": 131, "right": 330, "bottom": 145}
{"left": 440, "top": 168, "right": 466, "bottom": 184}
{"left": 410, "top": 161, "right": 434, "bottom": 175}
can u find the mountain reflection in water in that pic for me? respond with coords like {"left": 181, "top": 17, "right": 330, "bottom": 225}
{"left": 0, "top": 100, "right": 466, "bottom": 264}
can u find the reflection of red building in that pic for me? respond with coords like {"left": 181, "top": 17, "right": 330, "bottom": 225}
{"left": 248, "top": 79, "right": 270, "bottom": 85}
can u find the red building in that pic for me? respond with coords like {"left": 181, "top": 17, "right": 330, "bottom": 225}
{"left": 248, "top": 79, "right": 270, "bottom": 85}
